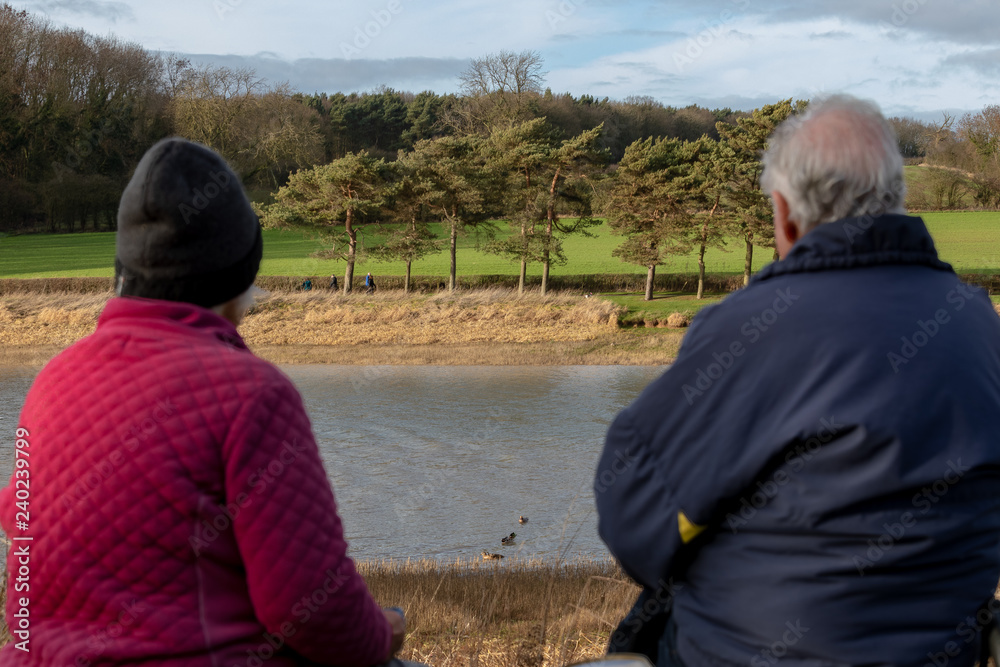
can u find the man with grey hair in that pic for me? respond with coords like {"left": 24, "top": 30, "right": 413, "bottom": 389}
{"left": 596, "top": 95, "right": 1000, "bottom": 666}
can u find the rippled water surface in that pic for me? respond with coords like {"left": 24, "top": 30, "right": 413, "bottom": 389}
{"left": 0, "top": 364, "right": 663, "bottom": 562}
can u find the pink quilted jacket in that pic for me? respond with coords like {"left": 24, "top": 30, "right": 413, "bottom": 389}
{"left": 0, "top": 297, "right": 391, "bottom": 665}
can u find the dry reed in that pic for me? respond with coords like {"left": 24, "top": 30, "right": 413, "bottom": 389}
{"left": 0, "top": 558, "right": 638, "bottom": 664}
{"left": 359, "top": 557, "right": 639, "bottom": 667}
{"left": 0, "top": 292, "right": 106, "bottom": 347}
{"left": 0, "top": 289, "right": 685, "bottom": 367}
{"left": 240, "top": 288, "right": 624, "bottom": 347}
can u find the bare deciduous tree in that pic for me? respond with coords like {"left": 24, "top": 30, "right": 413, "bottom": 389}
{"left": 450, "top": 50, "right": 546, "bottom": 134}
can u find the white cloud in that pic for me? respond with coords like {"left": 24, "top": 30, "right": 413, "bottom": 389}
{"left": 546, "top": 15, "right": 996, "bottom": 114}
{"left": 17, "top": 0, "right": 133, "bottom": 22}
{"left": 8, "top": 0, "right": 999, "bottom": 116}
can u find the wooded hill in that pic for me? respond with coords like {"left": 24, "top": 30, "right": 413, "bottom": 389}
{"left": 3, "top": 4, "right": 1000, "bottom": 301}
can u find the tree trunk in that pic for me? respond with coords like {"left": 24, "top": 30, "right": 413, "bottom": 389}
{"left": 449, "top": 222, "right": 458, "bottom": 292}
{"left": 645, "top": 264, "right": 655, "bottom": 301}
{"left": 773, "top": 247, "right": 780, "bottom": 262}
{"left": 541, "top": 255, "right": 550, "bottom": 296}
{"left": 344, "top": 208, "right": 356, "bottom": 294}
{"left": 697, "top": 241, "right": 707, "bottom": 300}
{"left": 519, "top": 169, "right": 532, "bottom": 297}
{"left": 542, "top": 168, "right": 560, "bottom": 297}
{"left": 405, "top": 260, "right": 412, "bottom": 294}
{"left": 541, "top": 216, "right": 552, "bottom": 296}
{"left": 700, "top": 196, "right": 719, "bottom": 299}
{"left": 743, "top": 235, "right": 753, "bottom": 287}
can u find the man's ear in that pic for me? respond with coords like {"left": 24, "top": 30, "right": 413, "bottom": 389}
{"left": 772, "top": 191, "right": 800, "bottom": 259}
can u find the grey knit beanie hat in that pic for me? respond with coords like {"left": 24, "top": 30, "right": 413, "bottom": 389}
{"left": 115, "top": 137, "right": 263, "bottom": 308}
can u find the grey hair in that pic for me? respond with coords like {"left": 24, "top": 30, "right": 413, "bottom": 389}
{"left": 760, "top": 94, "right": 906, "bottom": 233}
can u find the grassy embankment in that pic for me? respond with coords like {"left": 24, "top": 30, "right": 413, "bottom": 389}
{"left": 0, "top": 289, "right": 688, "bottom": 367}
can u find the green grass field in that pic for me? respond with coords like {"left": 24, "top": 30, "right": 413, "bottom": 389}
{"left": 1, "top": 211, "right": 999, "bottom": 280}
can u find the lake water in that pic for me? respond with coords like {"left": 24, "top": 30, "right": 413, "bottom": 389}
{"left": 0, "top": 364, "right": 663, "bottom": 562}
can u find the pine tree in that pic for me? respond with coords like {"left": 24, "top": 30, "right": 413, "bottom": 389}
{"left": 714, "top": 100, "right": 795, "bottom": 285}
{"left": 404, "top": 135, "right": 494, "bottom": 291}
{"left": 262, "top": 151, "right": 396, "bottom": 293}
{"left": 604, "top": 137, "right": 703, "bottom": 300}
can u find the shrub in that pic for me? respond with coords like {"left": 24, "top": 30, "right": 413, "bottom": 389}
{"left": 666, "top": 312, "right": 691, "bottom": 328}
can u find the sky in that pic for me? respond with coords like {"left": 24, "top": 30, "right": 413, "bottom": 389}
{"left": 10, "top": 0, "right": 1000, "bottom": 120}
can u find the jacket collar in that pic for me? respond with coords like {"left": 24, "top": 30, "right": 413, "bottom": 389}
{"left": 97, "top": 297, "right": 249, "bottom": 350}
{"left": 753, "top": 214, "right": 954, "bottom": 284}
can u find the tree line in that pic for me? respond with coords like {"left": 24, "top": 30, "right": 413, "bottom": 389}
{"left": 4, "top": 4, "right": 1000, "bottom": 298}
{"left": 0, "top": 7, "right": 741, "bottom": 235}
{"left": 888, "top": 111, "right": 1000, "bottom": 209}
{"left": 261, "top": 59, "right": 798, "bottom": 300}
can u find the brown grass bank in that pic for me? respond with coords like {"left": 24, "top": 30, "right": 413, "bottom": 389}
{"left": 0, "top": 289, "right": 686, "bottom": 367}
{"left": 361, "top": 557, "right": 639, "bottom": 667}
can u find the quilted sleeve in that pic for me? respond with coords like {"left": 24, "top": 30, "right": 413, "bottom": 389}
{"left": 222, "top": 380, "right": 392, "bottom": 666}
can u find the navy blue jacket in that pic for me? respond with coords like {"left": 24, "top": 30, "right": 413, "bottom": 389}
{"left": 596, "top": 214, "right": 1000, "bottom": 666}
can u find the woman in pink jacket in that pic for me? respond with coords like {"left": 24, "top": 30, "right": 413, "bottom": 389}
{"left": 0, "top": 138, "right": 414, "bottom": 666}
